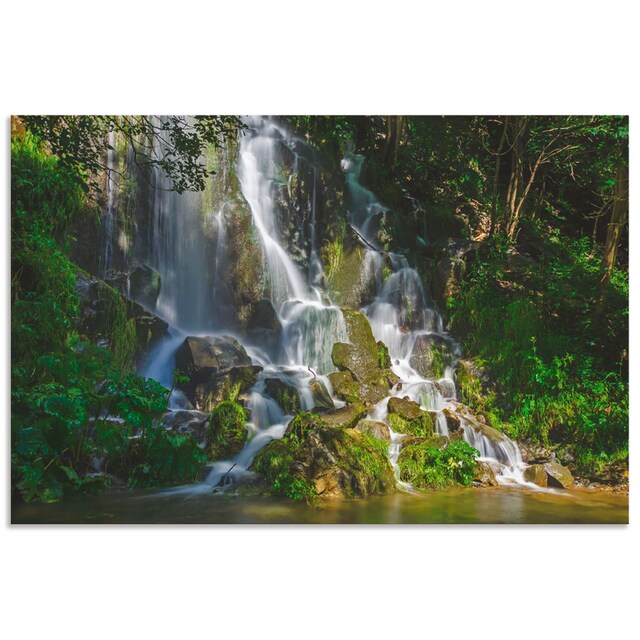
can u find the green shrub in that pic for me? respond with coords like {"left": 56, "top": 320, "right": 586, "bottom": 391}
{"left": 398, "top": 439, "right": 479, "bottom": 489}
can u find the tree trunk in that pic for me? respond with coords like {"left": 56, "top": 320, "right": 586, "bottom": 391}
{"left": 384, "top": 116, "right": 404, "bottom": 168}
{"left": 601, "top": 164, "right": 629, "bottom": 288}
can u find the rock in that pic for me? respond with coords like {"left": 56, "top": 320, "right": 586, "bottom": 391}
{"left": 192, "top": 365, "right": 263, "bottom": 412}
{"left": 247, "top": 299, "right": 282, "bottom": 333}
{"left": 387, "top": 396, "right": 434, "bottom": 437}
{"left": 329, "top": 310, "right": 398, "bottom": 405}
{"left": 325, "top": 230, "right": 377, "bottom": 309}
{"left": 409, "top": 333, "right": 450, "bottom": 380}
{"left": 474, "top": 461, "right": 499, "bottom": 487}
{"left": 327, "top": 370, "right": 360, "bottom": 404}
{"left": 161, "top": 410, "right": 209, "bottom": 442}
{"left": 543, "top": 462, "right": 574, "bottom": 489}
{"left": 264, "top": 377, "right": 301, "bottom": 415}
{"left": 319, "top": 403, "right": 367, "bottom": 429}
{"left": 355, "top": 419, "right": 391, "bottom": 442}
{"left": 293, "top": 427, "right": 396, "bottom": 498}
{"left": 309, "top": 378, "right": 334, "bottom": 411}
{"left": 129, "top": 263, "right": 161, "bottom": 308}
{"left": 75, "top": 271, "right": 168, "bottom": 364}
{"left": 246, "top": 299, "right": 283, "bottom": 357}
{"left": 442, "top": 407, "right": 462, "bottom": 432}
{"left": 524, "top": 462, "right": 574, "bottom": 489}
{"left": 175, "top": 336, "right": 251, "bottom": 383}
{"left": 103, "top": 269, "right": 129, "bottom": 295}
{"left": 523, "top": 464, "right": 548, "bottom": 486}
{"left": 175, "top": 336, "right": 255, "bottom": 411}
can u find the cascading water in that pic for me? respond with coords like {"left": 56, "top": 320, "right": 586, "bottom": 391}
{"left": 103, "top": 116, "right": 533, "bottom": 494}
{"left": 340, "top": 151, "right": 531, "bottom": 487}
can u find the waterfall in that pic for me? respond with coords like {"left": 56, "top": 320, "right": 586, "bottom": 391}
{"left": 100, "top": 116, "right": 530, "bottom": 493}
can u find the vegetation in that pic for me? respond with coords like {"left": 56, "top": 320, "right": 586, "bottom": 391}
{"left": 207, "top": 400, "right": 248, "bottom": 460}
{"left": 10, "top": 120, "right": 237, "bottom": 502}
{"left": 397, "top": 440, "right": 480, "bottom": 489}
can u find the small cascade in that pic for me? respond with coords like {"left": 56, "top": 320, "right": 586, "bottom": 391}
{"left": 341, "top": 149, "right": 529, "bottom": 487}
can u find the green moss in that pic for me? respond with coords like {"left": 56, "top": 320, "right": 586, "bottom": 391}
{"left": 387, "top": 411, "right": 434, "bottom": 437}
{"left": 398, "top": 439, "right": 479, "bottom": 489}
{"left": 327, "top": 371, "right": 360, "bottom": 403}
{"left": 207, "top": 400, "right": 248, "bottom": 460}
{"left": 97, "top": 278, "right": 137, "bottom": 371}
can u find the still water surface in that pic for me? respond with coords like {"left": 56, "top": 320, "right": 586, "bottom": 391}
{"left": 12, "top": 486, "right": 628, "bottom": 525}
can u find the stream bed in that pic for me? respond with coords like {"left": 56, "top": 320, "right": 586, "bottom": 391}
{"left": 12, "top": 487, "right": 628, "bottom": 525}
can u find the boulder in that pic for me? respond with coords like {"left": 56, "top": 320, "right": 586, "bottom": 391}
{"left": 129, "top": 263, "right": 161, "bottom": 308}
{"left": 327, "top": 370, "right": 360, "bottom": 404}
{"left": 523, "top": 462, "right": 574, "bottom": 489}
{"left": 442, "top": 407, "right": 463, "bottom": 433}
{"left": 309, "top": 378, "right": 334, "bottom": 411}
{"left": 206, "top": 400, "right": 248, "bottom": 460}
{"left": 161, "top": 410, "right": 209, "bottom": 443}
{"left": 192, "top": 365, "right": 263, "bottom": 412}
{"left": 409, "top": 333, "right": 450, "bottom": 380}
{"left": 329, "top": 310, "right": 398, "bottom": 405}
{"left": 387, "top": 396, "right": 434, "bottom": 437}
{"left": 246, "top": 299, "right": 283, "bottom": 357}
{"left": 264, "top": 377, "right": 301, "bottom": 415}
{"left": 355, "top": 419, "right": 391, "bottom": 442}
{"left": 294, "top": 428, "right": 396, "bottom": 498}
{"left": 75, "top": 271, "right": 168, "bottom": 363}
{"left": 474, "top": 461, "right": 499, "bottom": 487}
{"left": 325, "top": 230, "right": 378, "bottom": 309}
{"left": 175, "top": 336, "right": 251, "bottom": 383}
{"left": 319, "top": 403, "right": 367, "bottom": 429}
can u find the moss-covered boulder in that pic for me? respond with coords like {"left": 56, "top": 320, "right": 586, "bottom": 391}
{"left": 207, "top": 400, "right": 248, "bottom": 460}
{"left": 327, "top": 370, "right": 360, "bottom": 403}
{"left": 474, "top": 461, "right": 499, "bottom": 487}
{"left": 319, "top": 403, "right": 367, "bottom": 429}
{"left": 397, "top": 439, "right": 479, "bottom": 489}
{"left": 252, "top": 423, "right": 396, "bottom": 500}
{"left": 387, "top": 396, "right": 434, "bottom": 437}
{"left": 325, "top": 229, "right": 377, "bottom": 309}
{"left": 309, "top": 378, "right": 334, "bottom": 410}
{"left": 409, "top": 333, "right": 450, "bottom": 380}
{"left": 524, "top": 462, "right": 574, "bottom": 489}
{"left": 356, "top": 419, "right": 391, "bottom": 442}
{"left": 265, "top": 377, "right": 301, "bottom": 415}
{"left": 75, "top": 270, "right": 165, "bottom": 370}
{"left": 175, "top": 336, "right": 255, "bottom": 410}
{"left": 329, "top": 309, "right": 398, "bottom": 405}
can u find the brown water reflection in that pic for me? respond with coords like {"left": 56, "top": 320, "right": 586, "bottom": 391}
{"left": 12, "top": 485, "right": 628, "bottom": 525}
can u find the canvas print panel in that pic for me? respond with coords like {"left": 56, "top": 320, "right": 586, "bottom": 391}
{"left": 11, "top": 116, "right": 628, "bottom": 523}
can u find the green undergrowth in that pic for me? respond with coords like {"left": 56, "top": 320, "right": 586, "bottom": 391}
{"left": 11, "top": 129, "right": 206, "bottom": 502}
{"left": 397, "top": 439, "right": 479, "bottom": 489}
{"left": 448, "top": 231, "right": 628, "bottom": 469}
{"left": 207, "top": 400, "right": 248, "bottom": 460}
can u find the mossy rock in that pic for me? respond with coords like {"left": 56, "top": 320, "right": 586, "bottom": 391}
{"left": 355, "top": 419, "right": 391, "bottom": 442}
{"left": 329, "top": 310, "right": 397, "bottom": 405}
{"left": 387, "top": 396, "right": 434, "bottom": 437}
{"left": 327, "top": 370, "right": 360, "bottom": 403}
{"left": 129, "top": 263, "right": 161, "bottom": 309}
{"left": 309, "top": 378, "right": 334, "bottom": 411}
{"left": 264, "top": 377, "right": 301, "bottom": 415}
{"left": 252, "top": 415, "right": 395, "bottom": 500}
{"left": 524, "top": 462, "right": 574, "bottom": 489}
{"left": 319, "top": 403, "right": 367, "bottom": 429}
{"left": 325, "top": 230, "right": 376, "bottom": 309}
{"left": 294, "top": 427, "right": 395, "bottom": 498}
{"left": 409, "top": 334, "right": 449, "bottom": 380}
{"left": 206, "top": 400, "right": 248, "bottom": 460}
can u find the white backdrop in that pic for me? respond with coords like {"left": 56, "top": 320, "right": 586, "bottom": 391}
{"left": 1, "top": 2, "right": 637, "bottom": 638}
